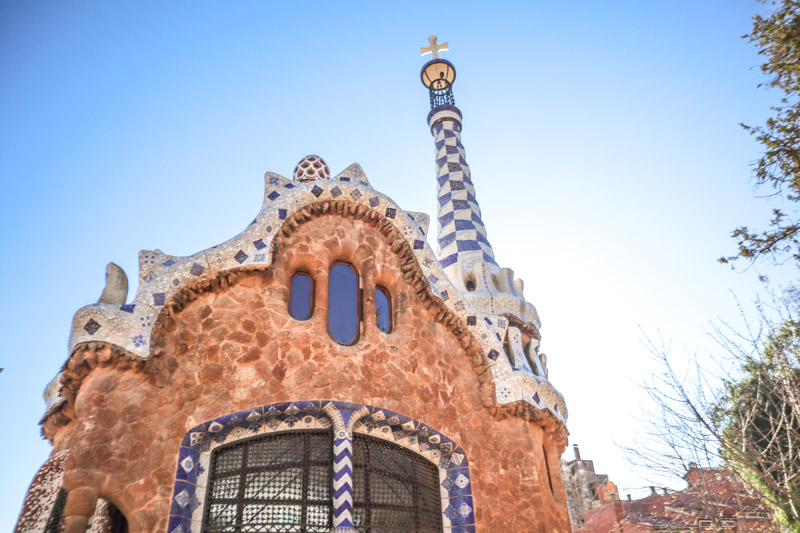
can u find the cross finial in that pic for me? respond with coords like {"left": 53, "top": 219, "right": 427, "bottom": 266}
{"left": 420, "top": 35, "right": 449, "bottom": 59}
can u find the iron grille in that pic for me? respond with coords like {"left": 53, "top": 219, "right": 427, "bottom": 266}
{"left": 429, "top": 80, "right": 455, "bottom": 109}
{"left": 43, "top": 487, "right": 67, "bottom": 533}
{"left": 353, "top": 434, "right": 443, "bottom": 533}
{"left": 203, "top": 431, "right": 332, "bottom": 533}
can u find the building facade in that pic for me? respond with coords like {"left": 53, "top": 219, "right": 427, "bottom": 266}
{"left": 574, "top": 466, "right": 778, "bottom": 533}
{"left": 561, "top": 445, "right": 618, "bottom": 530}
{"left": 15, "top": 38, "right": 571, "bottom": 533}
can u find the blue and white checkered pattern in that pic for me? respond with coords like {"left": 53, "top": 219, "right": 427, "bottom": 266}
{"left": 430, "top": 112, "right": 497, "bottom": 270}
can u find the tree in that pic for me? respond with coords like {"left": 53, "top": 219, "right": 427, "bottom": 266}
{"left": 722, "top": 0, "right": 800, "bottom": 267}
{"left": 718, "top": 318, "right": 800, "bottom": 530}
{"left": 631, "top": 306, "right": 800, "bottom": 532}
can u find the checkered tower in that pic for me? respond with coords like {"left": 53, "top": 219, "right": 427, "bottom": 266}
{"left": 421, "top": 37, "right": 541, "bottom": 328}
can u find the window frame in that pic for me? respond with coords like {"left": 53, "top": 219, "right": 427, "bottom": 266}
{"left": 289, "top": 271, "right": 315, "bottom": 321}
{"left": 327, "top": 261, "right": 361, "bottom": 345}
{"left": 375, "top": 285, "right": 393, "bottom": 334}
{"left": 202, "top": 429, "right": 334, "bottom": 533}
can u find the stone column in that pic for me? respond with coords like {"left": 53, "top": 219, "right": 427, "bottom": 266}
{"left": 322, "top": 403, "right": 370, "bottom": 533}
{"left": 62, "top": 487, "right": 98, "bottom": 533}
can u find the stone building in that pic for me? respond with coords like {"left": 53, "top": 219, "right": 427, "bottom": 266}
{"left": 561, "top": 445, "right": 617, "bottom": 530}
{"left": 575, "top": 465, "right": 778, "bottom": 533}
{"left": 15, "top": 37, "right": 570, "bottom": 533}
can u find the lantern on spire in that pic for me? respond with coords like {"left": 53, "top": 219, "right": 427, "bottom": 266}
{"left": 420, "top": 35, "right": 456, "bottom": 109}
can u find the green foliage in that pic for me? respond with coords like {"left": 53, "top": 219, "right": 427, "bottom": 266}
{"left": 719, "top": 319, "right": 800, "bottom": 530}
{"left": 723, "top": 0, "right": 800, "bottom": 266}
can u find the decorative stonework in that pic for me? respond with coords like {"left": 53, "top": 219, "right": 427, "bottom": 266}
{"left": 14, "top": 450, "right": 68, "bottom": 533}
{"left": 293, "top": 154, "right": 331, "bottom": 182}
{"left": 51, "top": 161, "right": 566, "bottom": 437}
{"left": 169, "top": 401, "right": 476, "bottom": 533}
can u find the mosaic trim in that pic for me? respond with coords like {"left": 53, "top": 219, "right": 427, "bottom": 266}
{"left": 15, "top": 450, "right": 68, "bottom": 533}
{"left": 322, "top": 402, "right": 369, "bottom": 530}
{"left": 431, "top": 117, "right": 496, "bottom": 269}
{"left": 56, "top": 160, "right": 567, "bottom": 427}
{"left": 168, "top": 401, "right": 476, "bottom": 533}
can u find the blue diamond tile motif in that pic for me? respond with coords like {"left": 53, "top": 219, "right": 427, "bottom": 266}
{"left": 120, "top": 304, "right": 135, "bottom": 313}
{"left": 533, "top": 392, "right": 540, "bottom": 404}
{"left": 444, "top": 504, "right": 459, "bottom": 521}
{"left": 330, "top": 186, "right": 342, "bottom": 198}
{"left": 413, "top": 240, "right": 424, "bottom": 250}
{"left": 267, "top": 191, "right": 280, "bottom": 201}
{"left": 278, "top": 208, "right": 287, "bottom": 219}
{"left": 369, "top": 196, "right": 379, "bottom": 207}
{"left": 466, "top": 316, "right": 476, "bottom": 325}
{"left": 84, "top": 319, "right": 101, "bottom": 335}
{"left": 153, "top": 293, "right": 165, "bottom": 306}
{"left": 234, "top": 250, "right": 248, "bottom": 264}
{"left": 311, "top": 185, "right": 323, "bottom": 197}
{"left": 253, "top": 239, "right": 266, "bottom": 250}
{"left": 284, "top": 183, "right": 294, "bottom": 189}
{"left": 190, "top": 263, "right": 205, "bottom": 276}
{"left": 488, "top": 349, "right": 500, "bottom": 361}
{"left": 163, "top": 259, "right": 176, "bottom": 267}
{"left": 385, "top": 207, "right": 396, "bottom": 218}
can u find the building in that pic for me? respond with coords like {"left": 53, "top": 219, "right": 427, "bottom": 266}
{"left": 15, "top": 37, "right": 571, "bottom": 533}
{"left": 561, "top": 445, "right": 618, "bottom": 530}
{"left": 575, "top": 465, "right": 778, "bottom": 533}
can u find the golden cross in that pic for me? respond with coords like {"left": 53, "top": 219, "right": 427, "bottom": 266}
{"left": 420, "top": 35, "right": 449, "bottom": 59}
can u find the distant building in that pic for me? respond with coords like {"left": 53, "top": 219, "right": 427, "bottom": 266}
{"left": 575, "top": 464, "right": 777, "bottom": 533}
{"left": 561, "top": 445, "right": 618, "bottom": 530}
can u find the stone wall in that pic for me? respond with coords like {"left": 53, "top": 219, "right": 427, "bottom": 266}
{"left": 42, "top": 214, "right": 571, "bottom": 532}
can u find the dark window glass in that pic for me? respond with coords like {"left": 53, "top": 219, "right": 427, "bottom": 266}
{"left": 353, "top": 434, "right": 443, "bottom": 532}
{"left": 44, "top": 488, "right": 67, "bottom": 533}
{"left": 203, "top": 431, "right": 332, "bottom": 533}
{"left": 289, "top": 272, "right": 314, "bottom": 320}
{"left": 108, "top": 503, "right": 129, "bottom": 533}
{"left": 328, "top": 262, "right": 359, "bottom": 344}
{"left": 375, "top": 287, "right": 392, "bottom": 334}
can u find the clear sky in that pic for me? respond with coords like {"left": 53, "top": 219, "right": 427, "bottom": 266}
{"left": 0, "top": 0, "right": 794, "bottom": 528}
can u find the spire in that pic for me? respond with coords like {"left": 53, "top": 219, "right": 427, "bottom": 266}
{"left": 419, "top": 37, "right": 496, "bottom": 271}
{"left": 419, "top": 36, "right": 541, "bottom": 330}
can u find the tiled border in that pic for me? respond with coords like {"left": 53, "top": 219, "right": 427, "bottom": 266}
{"left": 168, "top": 401, "right": 475, "bottom": 533}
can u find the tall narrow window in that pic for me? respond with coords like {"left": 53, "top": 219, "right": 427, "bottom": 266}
{"left": 375, "top": 287, "right": 392, "bottom": 334}
{"left": 328, "top": 262, "right": 359, "bottom": 344}
{"left": 353, "top": 434, "right": 443, "bottom": 531}
{"left": 289, "top": 272, "right": 314, "bottom": 320}
{"left": 203, "top": 431, "right": 332, "bottom": 533}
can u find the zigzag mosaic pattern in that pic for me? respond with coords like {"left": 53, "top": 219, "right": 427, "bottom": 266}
{"left": 430, "top": 106, "right": 497, "bottom": 270}
{"left": 169, "top": 400, "right": 475, "bottom": 533}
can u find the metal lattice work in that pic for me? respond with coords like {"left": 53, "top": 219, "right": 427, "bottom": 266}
{"left": 352, "top": 434, "right": 443, "bottom": 533}
{"left": 203, "top": 431, "right": 332, "bottom": 533}
{"left": 429, "top": 80, "right": 455, "bottom": 109}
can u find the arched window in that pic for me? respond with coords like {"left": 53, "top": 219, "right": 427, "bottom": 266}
{"left": 375, "top": 286, "right": 392, "bottom": 334}
{"left": 289, "top": 272, "right": 314, "bottom": 320}
{"left": 203, "top": 431, "right": 332, "bottom": 532}
{"left": 353, "top": 434, "right": 443, "bottom": 531}
{"left": 328, "top": 262, "right": 360, "bottom": 344}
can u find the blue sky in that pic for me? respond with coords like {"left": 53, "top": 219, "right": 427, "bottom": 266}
{"left": 0, "top": 0, "right": 793, "bottom": 527}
